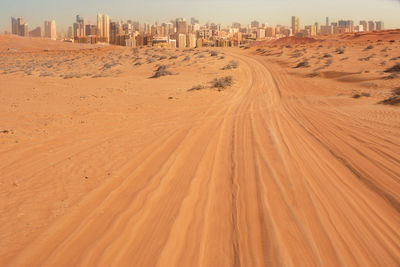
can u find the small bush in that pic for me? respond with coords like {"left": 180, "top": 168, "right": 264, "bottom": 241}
{"left": 384, "top": 63, "right": 400, "bottom": 73}
{"left": 322, "top": 53, "right": 332, "bottom": 58}
{"left": 336, "top": 48, "right": 345, "bottom": 54}
{"left": 294, "top": 60, "right": 309, "bottom": 68}
{"left": 188, "top": 84, "right": 206, "bottom": 91}
{"left": 361, "top": 92, "right": 371, "bottom": 97}
{"left": 210, "top": 51, "right": 219, "bottom": 57}
{"left": 159, "top": 55, "right": 167, "bottom": 60}
{"left": 222, "top": 60, "right": 239, "bottom": 70}
{"left": 169, "top": 55, "right": 178, "bottom": 59}
{"left": 151, "top": 65, "right": 173, "bottom": 78}
{"left": 392, "top": 88, "right": 400, "bottom": 95}
{"left": 378, "top": 96, "right": 400, "bottom": 105}
{"left": 364, "top": 45, "right": 374, "bottom": 51}
{"left": 183, "top": 56, "right": 191, "bottom": 61}
{"left": 211, "top": 76, "right": 233, "bottom": 90}
{"left": 352, "top": 93, "right": 361, "bottom": 99}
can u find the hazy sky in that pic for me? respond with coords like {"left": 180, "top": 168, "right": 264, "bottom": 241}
{"left": 1, "top": 0, "right": 399, "bottom": 32}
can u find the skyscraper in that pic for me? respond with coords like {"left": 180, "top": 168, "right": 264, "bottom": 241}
{"left": 97, "top": 14, "right": 110, "bottom": 43}
{"left": 360, "top": 21, "right": 368, "bottom": 32}
{"left": 73, "top": 15, "right": 86, "bottom": 37}
{"left": 368, "top": 21, "right": 376, "bottom": 31}
{"left": 11, "top": 17, "right": 28, "bottom": 36}
{"left": 376, "top": 21, "right": 384, "bottom": 31}
{"left": 251, "top": 20, "right": 260, "bottom": 28}
{"left": 176, "top": 18, "right": 187, "bottom": 34}
{"left": 326, "top": 17, "right": 329, "bottom": 26}
{"left": 44, "top": 20, "right": 56, "bottom": 40}
{"left": 11, "top": 17, "right": 18, "bottom": 35}
{"left": 291, "top": 16, "right": 300, "bottom": 34}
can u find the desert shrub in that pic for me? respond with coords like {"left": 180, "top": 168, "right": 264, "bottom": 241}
{"left": 210, "top": 51, "right": 219, "bottom": 57}
{"left": 392, "top": 88, "right": 400, "bottom": 95}
{"left": 352, "top": 93, "right": 361, "bottom": 98}
{"left": 389, "top": 56, "right": 400, "bottom": 61}
{"left": 169, "top": 55, "right": 178, "bottom": 59}
{"left": 322, "top": 53, "right": 332, "bottom": 58}
{"left": 183, "top": 56, "right": 191, "bottom": 61}
{"left": 188, "top": 84, "right": 207, "bottom": 91}
{"left": 294, "top": 60, "right": 309, "bottom": 68}
{"left": 92, "top": 73, "right": 112, "bottom": 78}
{"left": 378, "top": 96, "right": 400, "bottom": 105}
{"left": 222, "top": 60, "right": 239, "bottom": 70}
{"left": 335, "top": 47, "right": 345, "bottom": 54}
{"left": 211, "top": 76, "right": 233, "bottom": 90}
{"left": 151, "top": 65, "right": 173, "bottom": 78}
{"left": 39, "top": 72, "right": 54, "bottom": 77}
{"left": 147, "top": 57, "right": 156, "bottom": 63}
{"left": 134, "top": 62, "right": 142, "bottom": 66}
{"left": 159, "top": 55, "right": 167, "bottom": 60}
{"left": 291, "top": 52, "right": 304, "bottom": 58}
{"left": 389, "top": 40, "right": 395, "bottom": 43}
{"left": 197, "top": 54, "right": 206, "bottom": 58}
{"left": 383, "top": 73, "right": 398, "bottom": 80}
{"left": 364, "top": 45, "right": 374, "bottom": 50}
{"left": 361, "top": 92, "right": 371, "bottom": 97}
{"left": 384, "top": 63, "right": 400, "bottom": 73}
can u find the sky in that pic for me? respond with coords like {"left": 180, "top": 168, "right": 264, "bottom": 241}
{"left": 1, "top": 0, "right": 399, "bottom": 32}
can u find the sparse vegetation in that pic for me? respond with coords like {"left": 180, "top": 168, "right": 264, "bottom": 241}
{"left": 211, "top": 76, "right": 233, "bottom": 90}
{"left": 384, "top": 63, "right": 400, "bottom": 73}
{"left": 151, "top": 65, "right": 173, "bottom": 78}
{"left": 364, "top": 45, "right": 374, "bottom": 51}
{"left": 222, "top": 60, "right": 239, "bottom": 70}
{"left": 335, "top": 48, "right": 345, "bottom": 54}
{"left": 188, "top": 84, "right": 207, "bottom": 91}
{"left": 294, "top": 60, "right": 309, "bottom": 68}
{"left": 352, "top": 93, "right": 361, "bottom": 99}
{"left": 210, "top": 51, "right": 219, "bottom": 57}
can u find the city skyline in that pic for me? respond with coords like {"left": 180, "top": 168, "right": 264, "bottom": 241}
{"left": 1, "top": 0, "right": 399, "bottom": 33}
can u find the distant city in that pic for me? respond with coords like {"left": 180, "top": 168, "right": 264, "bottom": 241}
{"left": 8, "top": 15, "right": 385, "bottom": 48}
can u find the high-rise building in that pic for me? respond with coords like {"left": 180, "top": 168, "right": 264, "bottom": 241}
{"left": 338, "top": 20, "right": 354, "bottom": 32}
{"left": 376, "top": 21, "right": 384, "bottom": 31}
{"left": 73, "top": 15, "right": 86, "bottom": 37}
{"left": 11, "top": 17, "right": 19, "bottom": 35}
{"left": 314, "top": 22, "right": 319, "bottom": 34}
{"left": 44, "top": 20, "right": 56, "bottom": 40}
{"left": 232, "top": 22, "right": 241, "bottom": 29}
{"left": 305, "top": 25, "right": 317, "bottom": 36}
{"left": 256, "top": 28, "right": 265, "bottom": 39}
{"left": 85, "top": 25, "right": 97, "bottom": 36}
{"left": 176, "top": 18, "right": 187, "bottom": 34}
{"left": 326, "top": 17, "right": 329, "bottom": 26}
{"left": 265, "top": 27, "right": 276, "bottom": 37}
{"left": 177, "top": 33, "right": 186, "bottom": 48}
{"left": 29, "top": 27, "right": 42, "bottom": 37}
{"left": 291, "top": 16, "right": 300, "bottom": 34}
{"left": 251, "top": 20, "right": 260, "bottom": 28}
{"left": 11, "top": 17, "right": 28, "bottom": 36}
{"left": 360, "top": 21, "right": 368, "bottom": 32}
{"left": 190, "top": 17, "right": 199, "bottom": 25}
{"left": 97, "top": 14, "right": 110, "bottom": 43}
{"left": 368, "top": 21, "right": 376, "bottom": 31}
{"left": 110, "top": 21, "right": 123, "bottom": 44}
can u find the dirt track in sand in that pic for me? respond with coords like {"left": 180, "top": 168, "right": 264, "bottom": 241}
{"left": 0, "top": 38, "right": 399, "bottom": 266}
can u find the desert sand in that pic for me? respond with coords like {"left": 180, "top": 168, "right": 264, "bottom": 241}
{"left": 0, "top": 31, "right": 399, "bottom": 266}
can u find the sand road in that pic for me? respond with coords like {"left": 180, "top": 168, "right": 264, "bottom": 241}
{"left": 2, "top": 49, "right": 400, "bottom": 267}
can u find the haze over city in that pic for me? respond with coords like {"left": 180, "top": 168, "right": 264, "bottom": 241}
{"left": 1, "top": 0, "right": 400, "bottom": 266}
{"left": 1, "top": 0, "right": 400, "bottom": 32}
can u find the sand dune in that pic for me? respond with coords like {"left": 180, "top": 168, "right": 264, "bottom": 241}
{"left": 0, "top": 34, "right": 399, "bottom": 266}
